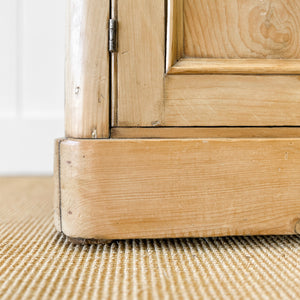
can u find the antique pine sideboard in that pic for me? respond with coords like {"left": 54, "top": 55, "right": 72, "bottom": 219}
{"left": 54, "top": 0, "right": 300, "bottom": 243}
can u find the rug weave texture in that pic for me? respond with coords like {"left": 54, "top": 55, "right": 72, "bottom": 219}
{"left": 0, "top": 177, "right": 300, "bottom": 300}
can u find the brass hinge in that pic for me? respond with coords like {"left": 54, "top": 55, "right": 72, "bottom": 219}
{"left": 108, "top": 19, "right": 117, "bottom": 52}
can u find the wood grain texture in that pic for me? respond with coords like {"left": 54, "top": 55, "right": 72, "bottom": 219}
{"left": 166, "top": 0, "right": 184, "bottom": 72}
{"left": 53, "top": 139, "right": 63, "bottom": 232}
{"left": 168, "top": 58, "right": 300, "bottom": 74}
{"left": 117, "top": 0, "right": 165, "bottom": 127}
{"left": 111, "top": 0, "right": 118, "bottom": 127}
{"left": 58, "top": 138, "right": 300, "bottom": 240}
{"left": 184, "top": 0, "right": 300, "bottom": 59}
{"left": 117, "top": 1, "right": 300, "bottom": 127}
{"left": 65, "top": 0, "right": 109, "bottom": 138}
{"left": 111, "top": 127, "right": 300, "bottom": 139}
{"left": 164, "top": 75, "right": 300, "bottom": 126}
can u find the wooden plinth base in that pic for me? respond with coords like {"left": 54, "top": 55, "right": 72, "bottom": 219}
{"left": 54, "top": 138, "right": 300, "bottom": 241}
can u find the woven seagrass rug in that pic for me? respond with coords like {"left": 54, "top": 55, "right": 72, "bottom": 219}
{"left": 0, "top": 177, "right": 299, "bottom": 299}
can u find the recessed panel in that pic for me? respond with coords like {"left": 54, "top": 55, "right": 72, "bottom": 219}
{"left": 184, "top": 0, "right": 300, "bottom": 59}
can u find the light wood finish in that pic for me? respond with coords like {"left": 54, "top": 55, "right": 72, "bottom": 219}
{"left": 65, "top": 0, "right": 110, "bottom": 138}
{"left": 54, "top": 139, "right": 62, "bottom": 231}
{"left": 56, "top": 138, "right": 300, "bottom": 240}
{"left": 168, "top": 58, "right": 300, "bottom": 75}
{"left": 117, "top": 0, "right": 165, "bottom": 127}
{"left": 184, "top": 0, "right": 300, "bottom": 59}
{"left": 111, "top": 0, "right": 118, "bottom": 127}
{"left": 164, "top": 75, "right": 300, "bottom": 126}
{"left": 111, "top": 127, "right": 300, "bottom": 139}
{"left": 117, "top": 1, "right": 300, "bottom": 127}
{"left": 166, "top": 0, "right": 184, "bottom": 72}
{"left": 58, "top": 0, "right": 300, "bottom": 242}
{"left": 166, "top": 0, "right": 300, "bottom": 75}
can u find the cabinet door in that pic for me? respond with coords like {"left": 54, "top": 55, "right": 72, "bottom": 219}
{"left": 114, "top": 0, "right": 300, "bottom": 127}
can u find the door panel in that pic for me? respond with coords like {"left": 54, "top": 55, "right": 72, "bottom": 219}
{"left": 116, "top": 0, "right": 300, "bottom": 127}
{"left": 184, "top": 0, "right": 300, "bottom": 59}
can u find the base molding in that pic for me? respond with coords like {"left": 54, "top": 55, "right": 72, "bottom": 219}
{"left": 54, "top": 138, "right": 300, "bottom": 241}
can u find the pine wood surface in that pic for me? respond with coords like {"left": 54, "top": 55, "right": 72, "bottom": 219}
{"left": 116, "top": 0, "right": 300, "bottom": 127}
{"left": 117, "top": 0, "right": 165, "bottom": 127}
{"left": 55, "top": 138, "right": 300, "bottom": 240}
{"left": 65, "top": 0, "right": 110, "bottom": 138}
{"left": 166, "top": 0, "right": 184, "bottom": 71}
{"left": 164, "top": 75, "right": 300, "bottom": 126}
{"left": 60, "top": 0, "right": 300, "bottom": 243}
{"left": 168, "top": 58, "right": 300, "bottom": 74}
{"left": 184, "top": 0, "right": 300, "bottom": 59}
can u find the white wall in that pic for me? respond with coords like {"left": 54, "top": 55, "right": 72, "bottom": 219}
{"left": 0, "top": 0, "right": 65, "bottom": 175}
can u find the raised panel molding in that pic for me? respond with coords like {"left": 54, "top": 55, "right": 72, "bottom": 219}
{"left": 166, "top": 0, "right": 300, "bottom": 75}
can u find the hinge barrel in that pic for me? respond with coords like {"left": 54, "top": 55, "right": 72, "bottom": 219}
{"left": 109, "top": 19, "right": 117, "bottom": 52}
